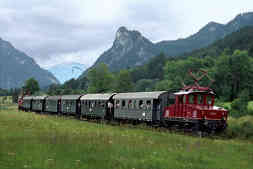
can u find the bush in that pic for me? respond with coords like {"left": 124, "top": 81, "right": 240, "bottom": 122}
{"left": 230, "top": 89, "right": 250, "bottom": 117}
{"left": 225, "top": 116, "right": 253, "bottom": 140}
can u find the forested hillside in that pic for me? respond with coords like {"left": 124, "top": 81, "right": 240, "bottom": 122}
{"left": 79, "top": 12, "right": 253, "bottom": 77}
{"left": 47, "top": 26, "right": 253, "bottom": 108}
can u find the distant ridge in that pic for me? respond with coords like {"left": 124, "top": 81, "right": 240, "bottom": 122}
{"left": 48, "top": 62, "right": 87, "bottom": 84}
{"left": 0, "top": 38, "right": 59, "bottom": 89}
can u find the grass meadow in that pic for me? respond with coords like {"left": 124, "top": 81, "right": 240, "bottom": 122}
{"left": 0, "top": 104, "right": 253, "bottom": 169}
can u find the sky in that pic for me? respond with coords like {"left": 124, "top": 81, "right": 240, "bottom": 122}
{"left": 0, "top": 0, "right": 252, "bottom": 69}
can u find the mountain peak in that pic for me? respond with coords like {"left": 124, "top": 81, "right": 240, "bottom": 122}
{"left": 84, "top": 26, "right": 157, "bottom": 73}
{"left": 117, "top": 26, "right": 128, "bottom": 33}
{"left": 115, "top": 26, "right": 142, "bottom": 39}
{"left": 115, "top": 26, "right": 130, "bottom": 42}
{"left": 114, "top": 26, "right": 143, "bottom": 47}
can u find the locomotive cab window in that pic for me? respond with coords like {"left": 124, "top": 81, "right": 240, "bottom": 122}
{"left": 183, "top": 95, "right": 187, "bottom": 104}
{"left": 206, "top": 95, "right": 213, "bottom": 105}
{"left": 178, "top": 95, "right": 184, "bottom": 104}
{"left": 198, "top": 95, "right": 204, "bottom": 105}
{"left": 188, "top": 94, "right": 194, "bottom": 104}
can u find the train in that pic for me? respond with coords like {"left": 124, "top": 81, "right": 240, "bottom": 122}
{"left": 18, "top": 71, "right": 228, "bottom": 134}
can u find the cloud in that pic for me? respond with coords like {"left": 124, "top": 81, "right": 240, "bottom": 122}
{"left": 0, "top": 0, "right": 252, "bottom": 69}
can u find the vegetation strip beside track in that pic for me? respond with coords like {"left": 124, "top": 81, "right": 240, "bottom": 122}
{"left": 0, "top": 104, "right": 253, "bottom": 169}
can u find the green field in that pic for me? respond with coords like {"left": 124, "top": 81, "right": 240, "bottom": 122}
{"left": 0, "top": 104, "right": 253, "bottom": 169}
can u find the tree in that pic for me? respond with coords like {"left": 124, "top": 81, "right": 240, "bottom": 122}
{"left": 145, "top": 53, "right": 167, "bottom": 80}
{"left": 63, "top": 78, "right": 80, "bottom": 89}
{"left": 155, "top": 80, "right": 173, "bottom": 91}
{"left": 163, "top": 57, "right": 207, "bottom": 89}
{"left": 23, "top": 78, "right": 40, "bottom": 95}
{"left": 114, "top": 70, "right": 133, "bottom": 92}
{"left": 214, "top": 50, "right": 253, "bottom": 101}
{"left": 134, "top": 79, "right": 159, "bottom": 92}
{"left": 87, "top": 63, "right": 115, "bottom": 93}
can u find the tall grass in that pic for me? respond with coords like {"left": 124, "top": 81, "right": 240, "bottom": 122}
{"left": 0, "top": 104, "right": 253, "bottom": 169}
{"left": 0, "top": 96, "right": 12, "bottom": 104}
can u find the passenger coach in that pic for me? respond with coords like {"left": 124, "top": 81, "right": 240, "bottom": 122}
{"left": 80, "top": 93, "right": 116, "bottom": 119}
{"left": 44, "top": 96, "right": 61, "bottom": 114}
{"left": 22, "top": 96, "right": 34, "bottom": 111}
{"left": 113, "top": 91, "right": 170, "bottom": 122}
{"left": 61, "top": 95, "right": 83, "bottom": 116}
{"left": 31, "top": 96, "right": 48, "bottom": 112}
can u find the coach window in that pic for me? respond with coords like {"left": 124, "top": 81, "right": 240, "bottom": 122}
{"left": 122, "top": 100, "right": 126, "bottom": 109}
{"left": 116, "top": 100, "right": 120, "bottom": 108}
{"left": 139, "top": 100, "right": 144, "bottom": 109}
{"left": 132, "top": 100, "right": 136, "bottom": 109}
{"left": 146, "top": 100, "right": 151, "bottom": 110}
{"left": 92, "top": 101, "right": 95, "bottom": 108}
{"left": 128, "top": 100, "right": 132, "bottom": 109}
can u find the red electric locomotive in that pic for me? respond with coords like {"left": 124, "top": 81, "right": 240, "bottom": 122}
{"left": 163, "top": 70, "right": 228, "bottom": 133}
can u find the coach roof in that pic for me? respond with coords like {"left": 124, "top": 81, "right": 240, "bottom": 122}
{"left": 46, "top": 96, "right": 61, "bottom": 100}
{"left": 80, "top": 93, "right": 116, "bottom": 100}
{"left": 23, "top": 96, "right": 34, "bottom": 100}
{"left": 32, "top": 96, "right": 48, "bottom": 100}
{"left": 113, "top": 91, "right": 168, "bottom": 99}
{"left": 61, "top": 95, "right": 83, "bottom": 100}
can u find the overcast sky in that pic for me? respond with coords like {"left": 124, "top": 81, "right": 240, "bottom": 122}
{"left": 0, "top": 0, "right": 252, "bottom": 69}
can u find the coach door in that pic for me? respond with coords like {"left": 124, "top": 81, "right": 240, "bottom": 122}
{"left": 153, "top": 99, "right": 161, "bottom": 121}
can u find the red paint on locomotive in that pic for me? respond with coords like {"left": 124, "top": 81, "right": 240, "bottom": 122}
{"left": 163, "top": 70, "right": 228, "bottom": 131}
